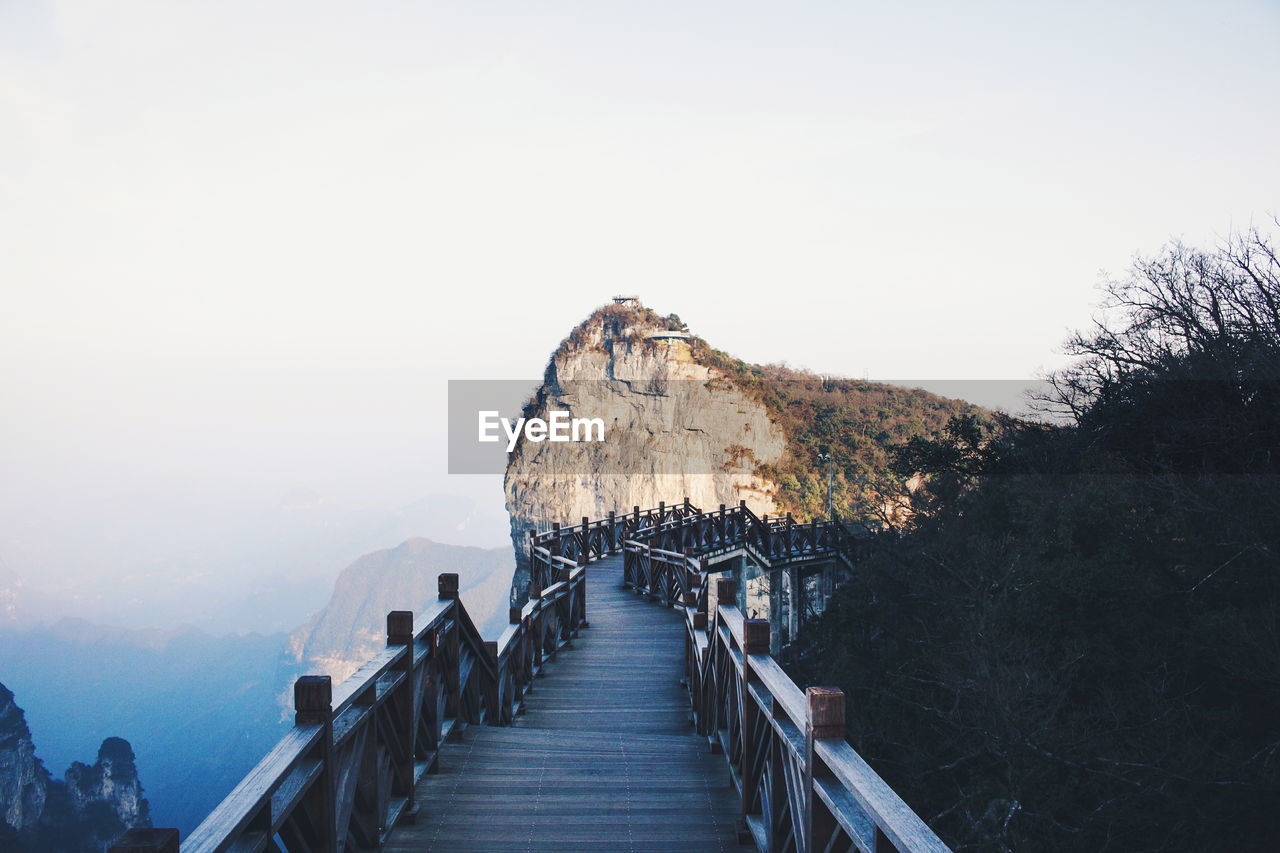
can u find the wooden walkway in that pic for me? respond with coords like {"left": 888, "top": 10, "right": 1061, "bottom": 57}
{"left": 386, "top": 554, "right": 750, "bottom": 852}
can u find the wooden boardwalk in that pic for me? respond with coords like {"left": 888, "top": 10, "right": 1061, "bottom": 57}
{"left": 386, "top": 554, "right": 750, "bottom": 852}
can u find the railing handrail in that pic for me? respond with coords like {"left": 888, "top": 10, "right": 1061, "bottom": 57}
{"left": 171, "top": 559, "right": 594, "bottom": 853}
{"left": 684, "top": 592, "right": 951, "bottom": 853}
{"left": 124, "top": 503, "right": 936, "bottom": 853}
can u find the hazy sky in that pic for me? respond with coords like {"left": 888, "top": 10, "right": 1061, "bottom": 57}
{"left": 2, "top": 1, "right": 1277, "bottom": 627}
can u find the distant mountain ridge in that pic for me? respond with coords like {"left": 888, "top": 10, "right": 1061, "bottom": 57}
{"left": 0, "top": 681, "right": 149, "bottom": 852}
{"left": 286, "top": 537, "right": 514, "bottom": 686}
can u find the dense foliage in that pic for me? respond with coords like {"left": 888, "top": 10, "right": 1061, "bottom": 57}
{"left": 789, "top": 229, "right": 1280, "bottom": 851}
{"left": 688, "top": 342, "right": 984, "bottom": 522}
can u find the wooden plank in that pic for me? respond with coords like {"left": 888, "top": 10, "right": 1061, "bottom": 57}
{"left": 392, "top": 554, "right": 750, "bottom": 852}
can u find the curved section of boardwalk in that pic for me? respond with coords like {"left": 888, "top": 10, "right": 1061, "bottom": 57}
{"left": 386, "top": 554, "right": 748, "bottom": 852}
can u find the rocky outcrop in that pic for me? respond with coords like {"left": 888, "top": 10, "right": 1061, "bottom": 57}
{"left": 0, "top": 682, "right": 150, "bottom": 851}
{"left": 286, "top": 538, "right": 514, "bottom": 687}
{"left": 0, "top": 683, "right": 47, "bottom": 832}
{"left": 505, "top": 304, "right": 785, "bottom": 600}
{"left": 64, "top": 738, "right": 148, "bottom": 831}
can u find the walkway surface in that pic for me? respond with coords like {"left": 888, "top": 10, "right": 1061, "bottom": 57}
{"left": 385, "top": 554, "right": 750, "bottom": 852}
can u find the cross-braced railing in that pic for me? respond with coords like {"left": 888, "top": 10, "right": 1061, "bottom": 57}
{"left": 115, "top": 503, "right": 946, "bottom": 853}
{"left": 527, "top": 498, "right": 704, "bottom": 590}
{"left": 130, "top": 566, "right": 588, "bottom": 853}
{"left": 613, "top": 498, "right": 875, "bottom": 614}
{"left": 685, "top": 576, "right": 952, "bottom": 853}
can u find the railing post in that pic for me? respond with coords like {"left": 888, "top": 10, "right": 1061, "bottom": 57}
{"left": 109, "top": 829, "right": 179, "bottom": 853}
{"left": 295, "top": 675, "right": 337, "bottom": 853}
{"left": 715, "top": 577, "right": 738, "bottom": 615}
{"left": 608, "top": 510, "right": 617, "bottom": 553}
{"left": 438, "top": 574, "right": 461, "bottom": 723}
{"left": 582, "top": 516, "right": 590, "bottom": 559}
{"left": 387, "top": 611, "right": 417, "bottom": 823}
{"left": 740, "top": 619, "right": 770, "bottom": 826}
{"left": 806, "top": 687, "right": 846, "bottom": 853}
{"left": 743, "top": 619, "right": 770, "bottom": 654}
{"left": 526, "top": 528, "right": 538, "bottom": 594}
{"left": 529, "top": 583, "right": 544, "bottom": 673}
{"left": 509, "top": 605, "right": 530, "bottom": 696}
{"left": 484, "top": 640, "right": 500, "bottom": 722}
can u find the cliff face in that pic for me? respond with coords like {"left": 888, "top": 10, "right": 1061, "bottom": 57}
{"left": 0, "top": 684, "right": 46, "bottom": 832}
{"left": 0, "top": 682, "right": 150, "bottom": 851}
{"left": 504, "top": 302, "right": 989, "bottom": 601}
{"left": 505, "top": 304, "right": 785, "bottom": 599}
{"left": 285, "top": 538, "right": 514, "bottom": 688}
{"left": 64, "top": 738, "right": 148, "bottom": 830}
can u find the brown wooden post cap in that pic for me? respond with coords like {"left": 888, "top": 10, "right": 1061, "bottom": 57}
{"left": 529, "top": 582, "right": 542, "bottom": 599}
{"left": 693, "top": 612, "right": 708, "bottom": 630}
{"left": 556, "top": 567, "right": 572, "bottom": 583}
{"left": 509, "top": 606, "right": 523, "bottom": 625}
{"left": 387, "top": 610, "right": 413, "bottom": 646}
{"left": 582, "top": 515, "right": 589, "bottom": 527}
{"left": 807, "top": 686, "right": 846, "bottom": 739}
{"left": 552, "top": 521, "right": 560, "bottom": 531}
{"left": 715, "top": 577, "right": 738, "bottom": 603}
{"left": 438, "top": 573, "right": 459, "bottom": 600}
{"left": 608, "top": 510, "right": 616, "bottom": 518}
{"left": 484, "top": 640, "right": 498, "bottom": 659}
{"left": 110, "top": 828, "right": 180, "bottom": 853}
{"left": 719, "top": 503, "right": 726, "bottom": 512}
{"left": 683, "top": 590, "right": 697, "bottom": 607}
{"left": 295, "top": 675, "right": 332, "bottom": 724}
{"left": 740, "top": 499, "right": 747, "bottom": 508}
{"left": 743, "top": 619, "right": 770, "bottom": 655}
{"left": 684, "top": 496, "right": 691, "bottom": 508}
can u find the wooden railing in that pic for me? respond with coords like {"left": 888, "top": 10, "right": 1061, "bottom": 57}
{"left": 152, "top": 567, "right": 587, "bottom": 853}
{"left": 116, "top": 502, "right": 946, "bottom": 853}
{"left": 686, "top": 576, "right": 951, "bottom": 853}
{"left": 617, "top": 499, "right": 875, "bottom": 613}
{"left": 527, "top": 497, "right": 703, "bottom": 590}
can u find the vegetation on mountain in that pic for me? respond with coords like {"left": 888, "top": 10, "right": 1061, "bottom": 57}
{"left": 537, "top": 301, "right": 985, "bottom": 523}
{"left": 788, "top": 227, "right": 1280, "bottom": 851}
{"left": 687, "top": 342, "right": 985, "bottom": 520}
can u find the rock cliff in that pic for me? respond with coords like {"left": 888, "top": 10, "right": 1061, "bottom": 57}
{"left": 0, "top": 682, "right": 150, "bottom": 852}
{"left": 505, "top": 303, "right": 785, "bottom": 600}
{"left": 0, "top": 683, "right": 46, "bottom": 832}
{"left": 504, "top": 301, "right": 986, "bottom": 601}
{"left": 285, "top": 538, "right": 514, "bottom": 688}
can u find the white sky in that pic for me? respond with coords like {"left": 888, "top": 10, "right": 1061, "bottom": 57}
{"left": 1, "top": 1, "right": 1277, "bottom": 626}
